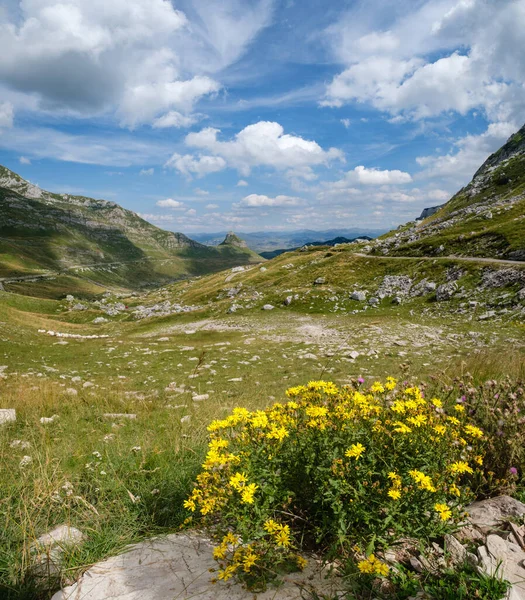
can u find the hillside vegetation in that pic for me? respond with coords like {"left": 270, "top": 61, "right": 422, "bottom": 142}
{"left": 0, "top": 166, "right": 263, "bottom": 296}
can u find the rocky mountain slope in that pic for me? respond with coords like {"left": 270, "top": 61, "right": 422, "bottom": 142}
{"left": 0, "top": 166, "right": 262, "bottom": 294}
{"left": 373, "top": 124, "right": 525, "bottom": 260}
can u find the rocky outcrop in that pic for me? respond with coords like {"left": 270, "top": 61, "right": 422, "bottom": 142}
{"left": 220, "top": 232, "right": 248, "bottom": 248}
{"left": 417, "top": 204, "right": 445, "bottom": 220}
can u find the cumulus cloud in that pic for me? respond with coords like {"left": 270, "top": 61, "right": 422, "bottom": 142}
{"left": 237, "top": 194, "right": 304, "bottom": 207}
{"left": 185, "top": 121, "right": 343, "bottom": 176}
{"left": 140, "top": 168, "right": 154, "bottom": 176}
{"left": 205, "top": 203, "right": 219, "bottom": 209}
{"left": 416, "top": 121, "right": 517, "bottom": 183}
{"left": 0, "top": 101, "right": 14, "bottom": 128}
{"left": 322, "top": 0, "right": 525, "bottom": 123}
{"left": 351, "top": 165, "right": 412, "bottom": 185}
{"left": 236, "top": 179, "right": 249, "bottom": 186}
{"left": 19, "top": 156, "right": 31, "bottom": 165}
{"left": 156, "top": 198, "right": 184, "bottom": 209}
{"left": 164, "top": 153, "right": 227, "bottom": 178}
{"left": 0, "top": 0, "right": 272, "bottom": 127}
{"left": 194, "top": 188, "right": 209, "bottom": 196}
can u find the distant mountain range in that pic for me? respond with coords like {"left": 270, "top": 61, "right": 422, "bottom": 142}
{"left": 191, "top": 228, "right": 387, "bottom": 253}
{"left": 259, "top": 236, "right": 374, "bottom": 259}
{"left": 0, "top": 166, "right": 262, "bottom": 296}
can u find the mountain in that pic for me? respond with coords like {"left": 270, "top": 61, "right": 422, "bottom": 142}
{"left": 375, "top": 124, "right": 525, "bottom": 260}
{"left": 259, "top": 236, "right": 373, "bottom": 259}
{"left": 191, "top": 228, "right": 388, "bottom": 252}
{"left": 0, "top": 165, "right": 262, "bottom": 296}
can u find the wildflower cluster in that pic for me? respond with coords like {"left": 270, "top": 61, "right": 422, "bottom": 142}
{"left": 184, "top": 379, "right": 484, "bottom": 589}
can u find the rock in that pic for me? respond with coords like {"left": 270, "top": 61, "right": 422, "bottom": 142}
{"left": 180, "top": 416, "right": 191, "bottom": 424}
{"left": 32, "top": 525, "right": 85, "bottom": 578}
{"left": 65, "top": 295, "right": 75, "bottom": 302}
{"left": 0, "top": 408, "right": 16, "bottom": 425}
{"left": 313, "top": 277, "right": 326, "bottom": 285}
{"left": 51, "top": 532, "right": 340, "bottom": 600}
{"left": 283, "top": 296, "right": 293, "bottom": 306}
{"left": 517, "top": 288, "right": 525, "bottom": 301}
{"left": 83, "top": 381, "right": 94, "bottom": 388}
{"left": 436, "top": 281, "right": 458, "bottom": 301}
{"left": 350, "top": 291, "right": 367, "bottom": 301}
{"left": 377, "top": 275, "right": 413, "bottom": 297}
{"left": 347, "top": 351, "right": 360, "bottom": 360}
{"left": 103, "top": 413, "right": 137, "bottom": 420}
{"left": 392, "top": 296, "right": 402, "bottom": 305}
{"left": 262, "top": 304, "right": 275, "bottom": 310}
{"left": 72, "top": 303, "right": 87, "bottom": 311}
{"left": 480, "top": 534, "right": 525, "bottom": 597}
{"left": 227, "top": 304, "right": 241, "bottom": 314}
{"left": 479, "top": 311, "right": 496, "bottom": 320}
{"left": 302, "top": 353, "right": 318, "bottom": 360}
{"left": 93, "top": 317, "right": 108, "bottom": 324}
{"left": 444, "top": 534, "right": 467, "bottom": 566}
{"left": 40, "top": 415, "right": 59, "bottom": 424}
{"left": 192, "top": 394, "right": 209, "bottom": 402}
{"left": 368, "top": 297, "right": 379, "bottom": 306}
{"left": 260, "top": 266, "right": 267, "bottom": 272}
{"left": 19, "top": 455, "right": 32, "bottom": 467}
{"left": 467, "top": 496, "right": 525, "bottom": 530}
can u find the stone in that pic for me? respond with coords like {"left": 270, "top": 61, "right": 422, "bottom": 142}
{"left": 93, "top": 317, "right": 108, "bottom": 324}
{"left": 32, "top": 525, "right": 85, "bottom": 578}
{"left": 444, "top": 534, "right": 467, "bottom": 566}
{"left": 518, "top": 288, "right": 525, "bottom": 302}
{"left": 40, "top": 415, "right": 59, "bottom": 424}
{"left": 313, "top": 277, "right": 326, "bottom": 285}
{"left": 479, "top": 311, "right": 496, "bottom": 320}
{"left": 368, "top": 297, "right": 379, "bottom": 306}
{"left": 51, "top": 533, "right": 341, "bottom": 600}
{"left": 103, "top": 413, "right": 137, "bottom": 420}
{"left": 283, "top": 296, "right": 293, "bottom": 306}
{"left": 467, "top": 496, "right": 525, "bottom": 530}
{"left": 262, "top": 304, "right": 275, "bottom": 310}
{"left": 350, "top": 291, "right": 367, "bottom": 301}
{"left": 192, "top": 394, "right": 209, "bottom": 402}
{"left": 436, "top": 281, "right": 458, "bottom": 301}
{"left": 392, "top": 296, "right": 402, "bottom": 305}
{"left": 302, "top": 353, "right": 318, "bottom": 360}
{"left": 0, "top": 408, "right": 16, "bottom": 425}
{"left": 65, "top": 388, "right": 78, "bottom": 396}
{"left": 347, "top": 351, "right": 360, "bottom": 360}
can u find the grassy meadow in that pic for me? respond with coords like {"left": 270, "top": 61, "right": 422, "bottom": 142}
{"left": 1, "top": 247, "right": 524, "bottom": 598}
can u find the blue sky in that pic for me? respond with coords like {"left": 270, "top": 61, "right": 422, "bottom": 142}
{"left": 0, "top": 0, "right": 524, "bottom": 233}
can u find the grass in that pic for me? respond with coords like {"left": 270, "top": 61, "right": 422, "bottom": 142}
{"left": 0, "top": 249, "right": 523, "bottom": 598}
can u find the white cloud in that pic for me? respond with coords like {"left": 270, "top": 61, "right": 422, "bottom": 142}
{"left": 237, "top": 194, "right": 304, "bottom": 207}
{"left": 351, "top": 165, "right": 412, "bottom": 185}
{"left": 140, "top": 168, "right": 154, "bottom": 176}
{"left": 186, "top": 208, "right": 197, "bottom": 216}
{"left": 341, "top": 118, "right": 351, "bottom": 128}
{"left": 0, "top": 0, "right": 272, "bottom": 127}
{"left": 185, "top": 121, "right": 343, "bottom": 176}
{"left": 322, "top": 0, "right": 525, "bottom": 124}
{"left": 152, "top": 111, "right": 200, "bottom": 129}
{"left": 19, "top": 156, "right": 31, "bottom": 165}
{"left": 156, "top": 198, "right": 184, "bottom": 209}
{"left": 416, "top": 121, "right": 517, "bottom": 183}
{"left": 0, "top": 101, "right": 14, "bottom": 128}
{"left": 205, "top": 203, "right": 219, "bottom": 209}
{"left": 236, "top": 179, "right": 249, "bottom": 186}
{"left": 164, "top": 153, "right": 227, "bottom": 178}
{"left": 194, "top": 188, "right": 209, "bottom": 196}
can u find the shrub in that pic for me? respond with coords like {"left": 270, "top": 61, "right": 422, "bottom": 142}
{"left": 425, "top": 376, "right": 525, "bottom": 496}
{"left": 184, "top": 379, "right": 485, "bottom": 589}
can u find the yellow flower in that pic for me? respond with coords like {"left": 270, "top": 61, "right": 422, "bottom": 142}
{"left": 450, "top": 484, "right": 461, "bottom": 497}
{"left": 242, "top": 549, "right": 258, "bottom": 572}
{"left": 274, "top": 525, "right": 291, "bottom": 547}
{"left": 392, "top": 421, "right": 412, "bottom": 434}
{"left": 357, "top": 554, "right": 389, "bottom": 577}
{"left": 241, "top": 483, "right": 258, "bottom": 504}
{"left": 474, "top": 455, "right": 483, "bottom": 465}
{"left": 464, "top": 425, "right": 484, "bottom": 439}
{"left": 407, "top": 414, "right": 427, "bottom": 427}
{"left": 388, "top": 489, "right": 401, "bottom": 500}
{"left": 266, "top": 425, "right": 289, "bottom": 441}
{"left": 229, "top": 472, "right": 248, "bottom": 491}
{"left": 183, "top": 499, "right": 196, "bottom": 512}
{"left": 409, "top": 469, "right": 437, "bottom": 493}
{"left": 454, "top": 404, "right": 465, "bottom": 413}
{"left": 370, "top": 382, "right": 385, "bottom": 393}
{"left": 213, "top": 544, "right": 227, "bottom": 560}
{"left": 345, "top": 443, "right": 366, "bottom": 460}
{"left": 432, "top": 398, "right": 443, "bottom": 408}
{"left": 305, "top": 406, "right": 328, "bottom": 418}
{"left": 450, "top": 461, "right": 473, "bottom": 475}
{"left": 391, "top": 401, "right": 406, "bottom": 414}
{"left": 434, "top": 502, "right": 452, "bottom": 521}
{"left": 296, "top": 555, "right": 307, "bottom": 570}
{"left": 263, "top": 519, "right": 281, "bottom": 534}
{"left": 218, "top": 565, "right": 238, "bottom": 581}
{"left": 433, "top": 425, "right": 446, "bottom": 435}
{"left": 447, "top": 416, "right": 460, "bottom": 426}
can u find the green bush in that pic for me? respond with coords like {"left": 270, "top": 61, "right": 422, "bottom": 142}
{"left": 185, "top": 378, "right": 485, "bottom": 589}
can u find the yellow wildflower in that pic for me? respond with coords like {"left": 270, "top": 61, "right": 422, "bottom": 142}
{"left": 432, "top": 398, "right": 443, "bottom": 408}
{"left": 409, "top": 469, "right": 437, "bottom": 493}
{"left": 229, "top": 472, "right": 248, "bottom": 491}
{"left": 263, "top": 519, "right": 281, "bottom": 534}
{"left": 370, "top": 382, "right": 385, "bottom": 393}
{"left": 388, "top": 489, "right": 401, "bottom": 500}
{"left": 454, "top": 404, "right": 466, "bottom": 413}
{"left": 241, "top": 483, "right": 258, "bottom": 504}
{"left": 296, "top": 555, "right": 307, "bottom": 570}
{"left": 357, "top": 554, "right": 389, "bottom": 576}
{"left": 407, "top": 414, "right": 427, "bottom": 427}
{"left": 345, "top": 443, "right": 366, "bottom": 460}
{"left": 450, "top": 461, "right": 473, "bottom": 475}
{"left": 434, "top": 502, "right": 452, "bottom": 521}
{"left": 393, "top": 421, "right": 412, "bottom": 434}
{"left": 464, "top": 425, "right": 483, "bottom": 439}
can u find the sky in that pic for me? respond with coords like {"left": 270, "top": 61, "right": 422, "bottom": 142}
{"left": 0, "top": 0, "right": 524, "bottom": 233}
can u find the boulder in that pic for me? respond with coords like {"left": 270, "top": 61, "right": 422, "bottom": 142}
{"left": 313, "top": 277, "right": 326, "bottom": 285}
{"left": 436, "top": 281, "right": 458, "bottom": 301}
{"left": 262, "top": 304, "right": 275, "bottom": 310}
{"left": 0, "top": 408, "right": 16, "bottom": 425}
{"left": 32, "top": 525, "right": 85, "bottom": 578}
{"left": 51, "top": 533, "right": 340, "bottom": 600}
{"left": 467, "top": 496, "right": 525, "bottom": 530}
{"left": 350, "top": 291, "right": 366, "bottom": 301}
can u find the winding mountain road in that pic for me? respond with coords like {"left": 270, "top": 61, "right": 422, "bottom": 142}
{"left": 352, "top": 253, "right": 525, "bottom": 266}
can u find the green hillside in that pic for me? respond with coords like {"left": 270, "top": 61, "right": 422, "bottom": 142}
{"left": 0, "top": 166, "right": 263, "bottom": 296}
{"left": 372, "top": 123, "right": 525, "bottom": 260}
